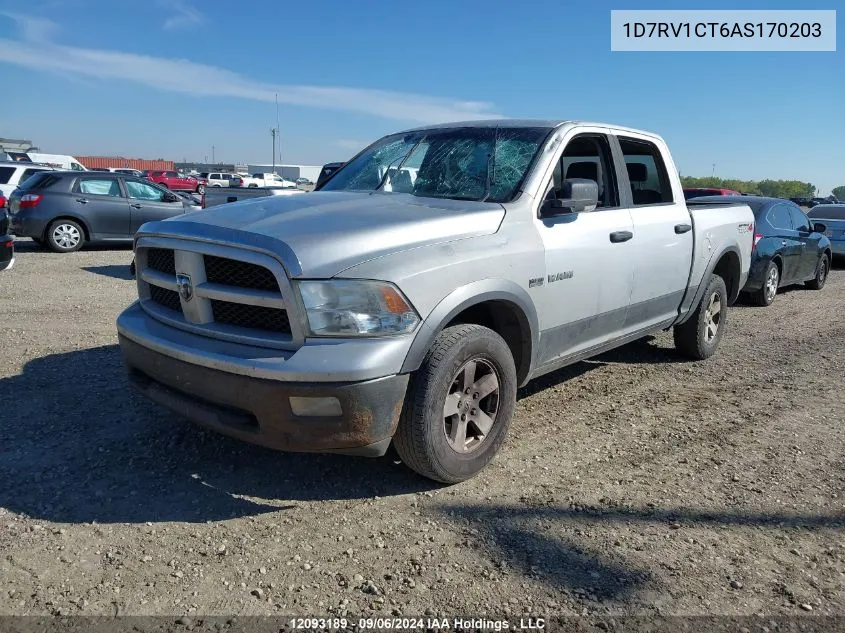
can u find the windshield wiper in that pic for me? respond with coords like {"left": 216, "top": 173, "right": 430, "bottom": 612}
{"left": 375, "top": 136, "right": 423, "bottom": 193}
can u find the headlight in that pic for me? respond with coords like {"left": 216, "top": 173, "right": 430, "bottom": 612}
{"left": 296, "top": 280, "right": 420, "bottom": 336}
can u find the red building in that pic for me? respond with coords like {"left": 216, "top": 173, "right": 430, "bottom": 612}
{"left": 76, "top": 156, "right": 175, "bottom": 171}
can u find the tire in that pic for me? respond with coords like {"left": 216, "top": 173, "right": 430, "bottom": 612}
{"left": 196, "top": 184, "right": 205, "bottom": 194}
{"left": 393, "top": 324, "right": 517, "bottom": 484}
{"left": 752, "top": 260, "right": 779, "bottom": 306}
{"left": 673, "top": 274, "right": 728, "bottom": 360}
{"left": 46, "top": 219, "right": 85, "bottom": 253}
{"left": 805, "top": 253, "right": 829, "bottom": 290}
{"left": 248, "top": 184, "right": 258, "bottom": 188}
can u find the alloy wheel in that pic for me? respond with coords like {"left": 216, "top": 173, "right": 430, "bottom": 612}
{"left": 703, "top": 291, "right": 722, "bottom": 343}
{"left": 443, "top": 359, "right": 500, "bottom": 454}
{"left": 53, "top": 224, "right": 81, "bottom": 249}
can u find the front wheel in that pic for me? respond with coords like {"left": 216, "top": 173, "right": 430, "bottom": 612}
{"left": 805, "top": 254, "right": 829, "bottom": 290}
{"left": 393, "top": 324, "right": 517, "bottom": 484}
{"left": 673, "top": 274, "right": 728, "bottom": 360}
{"left": 46, "top": 219, "right": 85, "bottom": 253}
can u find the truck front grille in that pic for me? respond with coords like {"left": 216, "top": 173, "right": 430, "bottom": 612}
{"left": 211, "top": 299, "right": 291, "bottom": 333}
{"left": 146, "top": 248, "right": 175, "bottom": 275}
{"left": 203, "top": 255, "right": 279, "bottom": 292}
{"left": 136, "top": 243, "right": 298, "bottom": 348}
{"left": 149, "top": 285, "right": 182, "bottom": 312}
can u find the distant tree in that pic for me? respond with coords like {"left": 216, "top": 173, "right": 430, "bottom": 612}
{"left": 832, "top": 185, "right": 845, "bottom": 200}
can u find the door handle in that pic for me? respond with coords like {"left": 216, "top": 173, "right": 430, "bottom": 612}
{"left": 75, "top": 198, "right": 88, "bottom": 204}
{"left": 674, "top": 223, "right": 692, "bottom": 234}
{"left": 130, "top": 203, "right": 142, "bottom": 209}
{"left": 610, "top": 231, "right": 633, "bottom": 243}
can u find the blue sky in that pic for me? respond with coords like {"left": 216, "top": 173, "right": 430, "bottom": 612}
{"left": 0, "top": 0, "right": 842, "bottom": 194}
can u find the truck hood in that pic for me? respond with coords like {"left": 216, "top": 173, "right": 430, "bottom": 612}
{"left": 147, "top": 191, "right": 506, "bottom": 278}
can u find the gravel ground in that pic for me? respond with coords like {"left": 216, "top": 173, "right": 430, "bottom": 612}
{"left": 0, "top": 239, "right": 843, "bottom": 620}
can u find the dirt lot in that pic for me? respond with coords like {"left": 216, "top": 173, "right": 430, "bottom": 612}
{"left": 0, "top": 239, "right": 843, "bottom": 620}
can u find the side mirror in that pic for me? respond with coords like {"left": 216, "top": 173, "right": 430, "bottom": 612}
{"left": 164, "top": 192, "right": 179, "bottom": 203}
{"left": 540, "top": 179, "right": 599, "bottom": 217}
{"left": 813, "top": 222, "right": 826, "bottom": 233}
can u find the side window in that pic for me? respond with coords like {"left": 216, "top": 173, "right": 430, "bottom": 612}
{"left": 548, "top": 134, "right": 619, "bottom": 209}
{"left": 125, "top": 180, "right": 166, "bottom": 201}
{"left": 19, "top": 168, "right": 43, "bottom": 184}
{"left": 767, "top": 205, "right": 792, "bottom": 231}
{"left": 0, "top": 166, "right": 14, "bottom": 184}
{"left": 617, "top": 137, "right": 674, "bottom": 205}
{"left": 787, "top": 206, "right": 811, "bottom": 232}
{"left": 166, "top": 171, "right": 178, "bottom": 178}
{"left": 73, "top": 178, "right": 123, "bottom": 197}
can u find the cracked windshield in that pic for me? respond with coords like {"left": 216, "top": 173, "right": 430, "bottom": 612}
{"left": 320, "top": 127, "right": 549, "bottom": 202}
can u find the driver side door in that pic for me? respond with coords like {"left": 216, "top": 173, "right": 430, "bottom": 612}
{"left": 125, "top": 178, "right": 186, "bottom": 234}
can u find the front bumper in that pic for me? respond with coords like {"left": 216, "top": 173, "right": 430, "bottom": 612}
{"left": 117, "top": 302, "right": 412, "bottom": 456}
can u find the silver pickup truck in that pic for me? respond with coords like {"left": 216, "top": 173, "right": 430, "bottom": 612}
{"left": 117, "top": 120, "right": 754, "bottom": 483}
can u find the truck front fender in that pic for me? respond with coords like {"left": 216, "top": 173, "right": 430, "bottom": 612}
{"left": 400, "top": 279, "right": 539, "bottom": 386}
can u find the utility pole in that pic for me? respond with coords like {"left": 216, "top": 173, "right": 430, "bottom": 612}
{"left": 711, "top": 163, "right": 716, "bottom": 178}
{"left": 212, "top": 145, "right": 215, "bottom": 164}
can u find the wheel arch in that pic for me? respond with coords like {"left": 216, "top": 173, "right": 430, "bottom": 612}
{"left": 401, "top": 280, "right": 539, "bottom": 387}
{"left": 677, "top": 245, "right": 743, "bottom": 324}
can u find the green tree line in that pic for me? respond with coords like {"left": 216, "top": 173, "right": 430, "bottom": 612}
{"left": 680, "top": 176, "right": 817, "bottom": 198}
{"left": 832, "top": 185, "right": 845, "bottom": 200}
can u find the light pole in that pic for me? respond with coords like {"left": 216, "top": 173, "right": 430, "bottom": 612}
{"left": 711, "top": 163, "right": 716, "bottom": 178}
{"left": 271, "top": 127, "right": 277, "bottom": 174}
{"left": 212, "top": 145, "right": 215, "bottom": 164}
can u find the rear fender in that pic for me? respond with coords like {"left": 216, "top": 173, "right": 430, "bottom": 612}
{"left": 675, "top": 245, "right": 741, "bottom": 325}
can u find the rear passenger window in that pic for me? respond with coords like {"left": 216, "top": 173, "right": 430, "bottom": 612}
{"left": 618, "top": 137, "right": 674, "bottom": 205}
{"left": 767, "top": 205, "right": 792, "bottom": 230}
{"left": 19, "top": 169, "right": 43, "bottom": 184}
{"left": 0, "top": 167, "right": 13, "bottom": 184}
{"left": 73, "top": 178, "right": 123, "bottom": 197}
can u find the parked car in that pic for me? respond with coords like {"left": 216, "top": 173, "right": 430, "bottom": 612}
{"left": 0, "top": 161, "right": 55, "bottom": 200}
{"left": 230, "top": 173, "right": 298, "bottom": 188}
{"left": 0, "top": 199, "right": 13, "bottom": 272}
{"left": 146, "top": 170, "right": 206, "bottom": 194}
{"left": 295, "top": 177, "right": 313, "bottom": 186}
{"left": 109, "top": 168, "right": 146, "bottom": 177}
{"left": 7, "top": 171, "right": 191, "bottom": 253}
{"left": 807, "top": 204, "right": 845, "bottom": 259}
{"left": 314, "top": 162, "right": 345, "bottom": 188}
{"left": 117, "top": 119, "right": 754, "bottom": 483}
{"left": 683, "top": 187, "right": 740, "bottom": 200}
{"left": 694, "top": 195, "right": 831, "bottom": 305}
{"left": 199, "top": 172, "right": 237, "bottom": 187}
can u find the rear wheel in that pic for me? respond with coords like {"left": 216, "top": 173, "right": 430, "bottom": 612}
{"left": 46, "top": 219, "right": 85, "bottom": 253}
{"left": 160, "top": 182, "right": 169, "bottom": 189}
{"left": 673, "top": 274, "right": 728, "bottom": 360}
{"left": 393, "top": 324, "right": 517, "bottom": 484}
{"left": 805, "top": 254, "right": 829, "bottom": 290}
{"left": 752, "top": 260, "right": 779, "bottom": 306}
{"left": 196, "top": 184, "right": 205, "bottom": 194}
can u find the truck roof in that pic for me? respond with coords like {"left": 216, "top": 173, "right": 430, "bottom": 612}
{"left": 398, "top": 119, "right": 661, "bottom": 140}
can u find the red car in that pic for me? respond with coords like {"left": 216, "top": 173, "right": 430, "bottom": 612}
{"left": 146, "top": 170, "right": 206, "bottom": 193}
{"left": 683, "top": 187, "right": 741, "bottom": 200}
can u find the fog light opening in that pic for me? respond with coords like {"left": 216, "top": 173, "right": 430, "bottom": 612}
{"left": 289, "top": 396, "right": 343, "bottom": 417}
